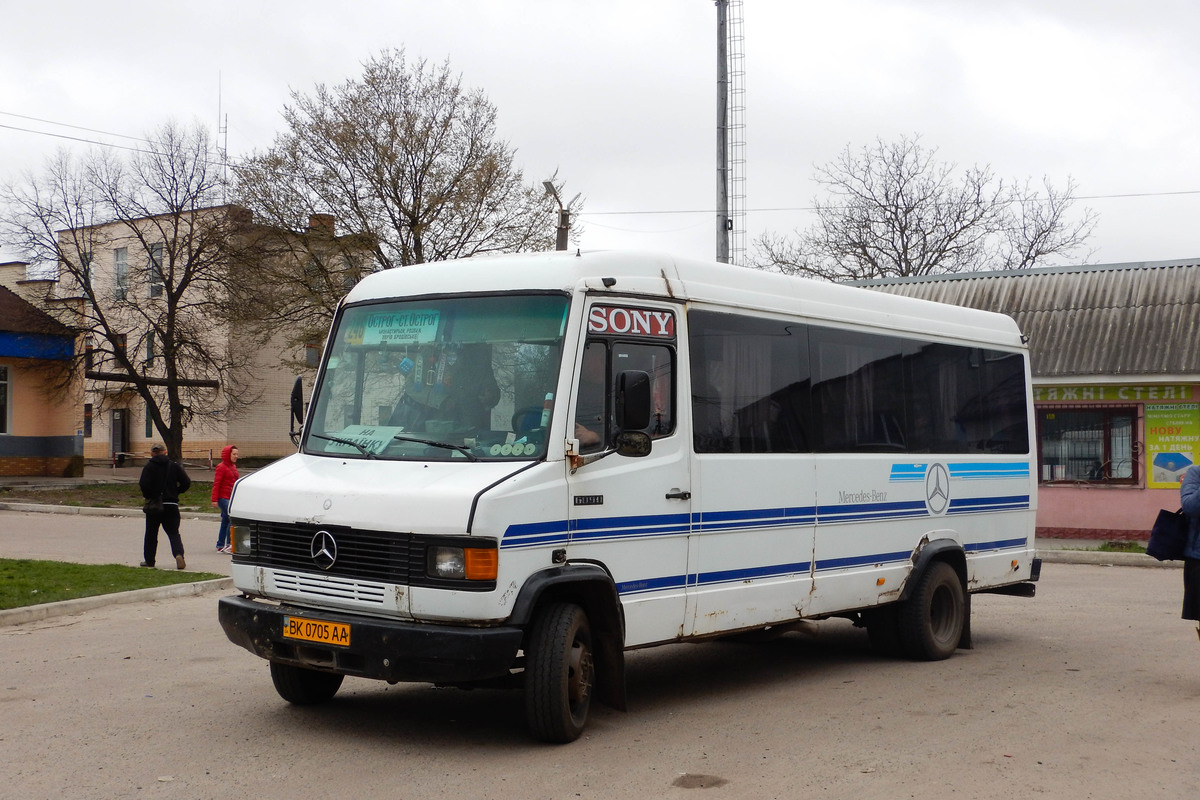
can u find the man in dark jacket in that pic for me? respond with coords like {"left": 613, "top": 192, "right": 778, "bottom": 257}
{"left": 139, "top": 443, "right": 192, "bottom": 569}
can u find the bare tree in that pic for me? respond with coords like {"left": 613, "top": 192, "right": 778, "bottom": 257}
{"left": 755, "top": 135, "right": 1097, "bottom": 281}
{"left": 0, "top": 122, "right": 258, "bottom": 461}
{"left": 234, "top": 49, "right": 574, "bottom": 277}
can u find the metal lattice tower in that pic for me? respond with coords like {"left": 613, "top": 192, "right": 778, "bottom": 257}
{"left": 715, "top": 0, "right": 746, "bottom": 265}
{"left": 726, "top": 0, "right": 746, "bottom": 265}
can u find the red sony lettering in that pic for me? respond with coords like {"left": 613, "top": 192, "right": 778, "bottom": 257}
{"left": 588, "top": 306, "right": 609, "bottom": 333}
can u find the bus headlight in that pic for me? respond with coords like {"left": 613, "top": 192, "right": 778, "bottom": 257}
{"left": 428, "top": 546, "right": 498, "bottom": 581}
{"left": 231, "top": 523, "right": 254, "bottom": 555}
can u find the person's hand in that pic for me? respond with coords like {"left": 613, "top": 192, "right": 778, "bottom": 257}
{"left": 575, "top": 422, "right": 600, "bottom": 446}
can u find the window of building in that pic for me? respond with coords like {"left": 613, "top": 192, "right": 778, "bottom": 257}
{"left": 114, "top": 333, "right": 127, "bottom": 357}
{"left": 342, "top": 255, "right": 361, "bottom": 290}
{"left": 148, "top": 243, "right": 164, "bottom": 298}
{"left": 1037, "top": 406, "right": 1137, "bottom": 483}
{"left": 114, "top": 247, "right": 129, "bottom": 300}
{"left": 0, "top": 365, "right": 9, "bottom": 434}
{"left": 145, "top": 398, "right": 153, "bottom": 438}
{"left": 84, "top": 337, "right": 95, "bottom": 371}
{"left": 84, "top": 403, "right": 93, "bottom": 438}
{"left": 145, "top": 332, "right": 155, "bottom": 368}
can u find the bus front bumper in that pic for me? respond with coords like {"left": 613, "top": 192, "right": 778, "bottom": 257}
{"left": 218, "top": 595, "right": 525, "bottom": 684}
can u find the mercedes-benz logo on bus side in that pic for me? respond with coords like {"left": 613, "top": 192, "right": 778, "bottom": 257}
{"left": 925, "top": 463, "right": 951, "bottom": 515}
{"left": 311, "top": 530, "right": 338, "bottom": 570}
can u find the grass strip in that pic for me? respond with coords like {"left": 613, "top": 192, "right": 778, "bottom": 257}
{"left": 0, "top": 482, "right": 217, "bottom": 512}
{"left": 0, "top": 558, "right": 224, "bottom": 610}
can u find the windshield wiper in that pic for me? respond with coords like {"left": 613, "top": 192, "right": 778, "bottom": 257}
{"left": 309, "top": 433, "right": 376, "bottom": 459}
{"left": 391, "top": 434, "right": 479, "bottom": 462}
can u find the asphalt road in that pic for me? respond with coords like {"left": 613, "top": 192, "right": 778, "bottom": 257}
{"left": 2, "top": 511, "right": 1198, "bottom": 799}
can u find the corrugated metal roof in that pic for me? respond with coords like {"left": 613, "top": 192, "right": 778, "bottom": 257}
{"left": 858, "top": 259, "right": 1200, "bottom": 378}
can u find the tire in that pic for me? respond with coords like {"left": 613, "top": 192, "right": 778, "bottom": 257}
{"left": 864, "top": 605, "right": 904, "bottom": 658}
{"left": 269, "top": 661, "right": 344, "bottom": 705}
{"left": 897, "top": 561, "right": 966, "bottom": 661}
{"left": 524, "top": 602, "right": 595, "bottom": 743}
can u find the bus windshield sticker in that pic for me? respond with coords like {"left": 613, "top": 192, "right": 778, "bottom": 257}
{"left": 321, "top": 425, "right": 406, "bottom": 455}
{"left": 359, "top": 310, "right": 441, "bottom": 345}
{"left": 588, "top": 306, "right": 675, "bottom": 339}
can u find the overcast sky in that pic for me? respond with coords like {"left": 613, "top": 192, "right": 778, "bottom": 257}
{"left": 3, "top": 0, "right": 1199, "bottom": 267}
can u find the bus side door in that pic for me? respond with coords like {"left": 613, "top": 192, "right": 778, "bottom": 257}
{"left": 565, "top": 306, "right": 691, "bottom": 647}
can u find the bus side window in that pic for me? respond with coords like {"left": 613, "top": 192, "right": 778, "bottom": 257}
{"left": 612, "top": 342, "right": 675, "bottom": 438}
{"left": 574, "top": 342, "right": 609, "bottom": 452}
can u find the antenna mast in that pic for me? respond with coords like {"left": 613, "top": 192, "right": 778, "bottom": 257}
{"left": 218, "top": 72, "right": 229, "bottom": 202}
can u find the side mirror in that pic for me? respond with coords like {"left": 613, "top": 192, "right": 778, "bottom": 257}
{"left": 615, "top": 431, "right": 652, "bottom": 458}
{"left": 289, "top": 377, "right": 305, "bottom": 445}
{"left": 615, "top": 370, "right": 651, "bottom": 431}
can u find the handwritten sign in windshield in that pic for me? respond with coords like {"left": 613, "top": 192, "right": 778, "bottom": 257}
{"left": 359, "top": 310, "right": 440, "bottom": 345}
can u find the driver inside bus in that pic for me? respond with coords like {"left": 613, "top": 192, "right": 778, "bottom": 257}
{"left": 390, "top": 343, "right": 500, "bottom": 433}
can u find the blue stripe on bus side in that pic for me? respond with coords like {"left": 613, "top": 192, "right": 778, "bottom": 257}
{"left": 623, "top": 536, "right": 1031, "bottom": 597}
{"left": 501, "top": 494, "right": 1032, "bottom": 549}
{"left": 947, "top": 495, "right": 1030, "bottom": 514}
{"left": 694, "top": 560, "right": 813, "bottom": 587}
{"left": 817, "top": 500, "right": 929, "bottom": 523}
{"left": 500, "top": 491, "right": 1032, "bottom": 595}
{"left": 889, "top": 463, "right": 927, "bottom": 482}
{"left": 950, "top": 463, "right": 1031, "bottom": 479}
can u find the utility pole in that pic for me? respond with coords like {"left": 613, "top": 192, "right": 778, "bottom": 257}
{"left": 715, "top": 0, "right": 731, "bottom": 264}
{"left": 543, "top": 180, "right": 570, "bottom": 251}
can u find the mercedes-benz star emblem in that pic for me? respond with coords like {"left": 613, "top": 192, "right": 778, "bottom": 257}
{"left": 311, "top": 530, "right": 338, "bottom": 570}
{"left": 925, "top": 463, "right": 950, "bottom": 515}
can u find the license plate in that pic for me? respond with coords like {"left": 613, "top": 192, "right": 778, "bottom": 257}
{"left": 282, "top": 615, "right": 351, "bottom": 647}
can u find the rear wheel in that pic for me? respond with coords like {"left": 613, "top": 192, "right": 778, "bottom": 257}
{"left": 525, "top": 602, "right": 595, "bottom": 743}
{"left": 270, "top": 662, "right": 344, "bottom": 704}
{"left": 898, "top": 561, "right": 965, "bottom": 661}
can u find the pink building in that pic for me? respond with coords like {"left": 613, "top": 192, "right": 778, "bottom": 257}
{"left": 867, "top": 259, "right": 1200, "bottom": 541}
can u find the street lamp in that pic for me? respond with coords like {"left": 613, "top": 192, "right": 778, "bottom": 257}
{"left": 543, "top": 180, "right": 570, "bottom": 251}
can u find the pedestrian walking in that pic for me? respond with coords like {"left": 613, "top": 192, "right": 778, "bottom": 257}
{"left": 1178, "top": 465, "right": 1200, "bottom": 643}
{"left": 211, "top": 444, "right": 239, "bottom": 553}
{"left": 139, "top": 443, "right": 192, "bottom": 569}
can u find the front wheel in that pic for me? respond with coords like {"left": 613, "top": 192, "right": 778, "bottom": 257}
{"left": 898, "top": 561, "right": 966, "bottom": 661}
{"left": 270, "top": 661, "right": 344, "bottom": 704}
{"left": 524, "top": 602, "right": 595, "bottom": 743}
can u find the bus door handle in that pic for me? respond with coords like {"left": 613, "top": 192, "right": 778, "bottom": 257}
{"left": 665, "top": 489, "right": 691, "bottom": 500}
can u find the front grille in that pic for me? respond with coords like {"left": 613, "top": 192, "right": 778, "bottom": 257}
{"left": 248, "top": 521, "right": 419, "bottom": 584}
{"left": 272, "top": 570, "right": 388, "bottom": 604}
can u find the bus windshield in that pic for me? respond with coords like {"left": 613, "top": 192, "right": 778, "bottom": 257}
{"left": 305, "top": 293, "right": 569, "bottom": 461}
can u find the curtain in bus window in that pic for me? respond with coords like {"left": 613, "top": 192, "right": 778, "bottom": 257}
{"left": 902, "top": 343, "right": 1029, "bottom": 455}
{"left": 903, "top": 342, "right": 977, "bottom": 453}
{"left": 688, "top": 311, "right": 809, "bottom": 453}
{"left": 811, "top": 329, "right": 906, "bottom": 452}
{"left": 978, "top": 351, "right": 1029, "bottom": 454}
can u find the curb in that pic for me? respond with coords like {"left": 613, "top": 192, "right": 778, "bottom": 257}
{"left": 1037, "top": 549, "right": 1180, "bottom": 568}
{"left": 0, "top": 577, "right": 234, "bottom": 627}
{"left": 0, "top": 501, "right": 218, "bottom": 521}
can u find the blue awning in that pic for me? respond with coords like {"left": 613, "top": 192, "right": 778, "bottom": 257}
{"left": 0, "top": 331, "right": 74, "bottom": 361}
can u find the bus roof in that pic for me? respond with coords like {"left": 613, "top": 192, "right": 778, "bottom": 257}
{"left": 343, "top": 250, "right": 1025, "bottom": 349}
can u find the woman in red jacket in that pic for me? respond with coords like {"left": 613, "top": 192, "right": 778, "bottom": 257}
{"left": 211, "top": 445, "right": 239, "bottom": 553}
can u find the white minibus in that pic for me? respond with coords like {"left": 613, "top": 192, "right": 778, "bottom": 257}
{"left": 219, "top": 250, "right": 1039, "bottom": 742}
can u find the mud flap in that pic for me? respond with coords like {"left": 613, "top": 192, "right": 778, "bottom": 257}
{"left": 958, "top": 592, "right": 973, "bottom": 650}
